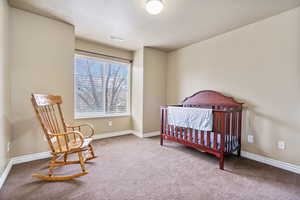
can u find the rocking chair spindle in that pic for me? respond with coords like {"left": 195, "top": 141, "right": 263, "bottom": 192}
{"left": 31, "top": 94, "right": 97, "bottom": 181}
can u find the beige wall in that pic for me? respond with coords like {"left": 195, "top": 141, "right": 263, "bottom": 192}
{"left": 167, "top": 7, "right": 300, "bottom": 165}
{"left": 131, "top": 48, "right": 144, "bottom": 133}
{"left": 0, "top": 0, "right": 11, "bottom": 175}
{"left": 10, "top": 9, "right": 134, "bottom": 157}
{"left": 131, "top": 47, "right": 168, "bottom": 135}
{"left": 10, "top": 8, "right": 75, "bottom": 156}
{"left": 143, "top": 48, "right": 167, "bottom": 133}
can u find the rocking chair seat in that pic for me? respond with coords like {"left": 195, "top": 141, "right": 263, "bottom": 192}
{"left": 53, "top": 137, "right": 93, "bottom": 153}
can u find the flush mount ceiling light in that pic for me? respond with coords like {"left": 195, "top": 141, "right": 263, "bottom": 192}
{"left": 146, "top": 0, "right": 164, "bottom": 15}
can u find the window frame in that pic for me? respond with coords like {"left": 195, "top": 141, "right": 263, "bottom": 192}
{"left": 74, "top": 53, "right": 131, "bottom": 119}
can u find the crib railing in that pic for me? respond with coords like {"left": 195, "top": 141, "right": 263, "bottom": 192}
{"left": 160, "top": 105, "right": 242, "bottom": 155}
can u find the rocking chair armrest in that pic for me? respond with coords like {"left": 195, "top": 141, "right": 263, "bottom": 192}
{"left": 48, "top": 131, "right": 85, "bottom": 148}
{"left": 65, "top": 123, "right": 95, "bottom": 137}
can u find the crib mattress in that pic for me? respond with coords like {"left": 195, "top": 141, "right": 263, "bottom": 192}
{"left": 166, "top": 129, "right": 239, "bottom": 152}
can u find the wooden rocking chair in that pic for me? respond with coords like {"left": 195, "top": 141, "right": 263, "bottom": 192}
{"left": 31, "top": 94, "right": 96, "bottom": 181}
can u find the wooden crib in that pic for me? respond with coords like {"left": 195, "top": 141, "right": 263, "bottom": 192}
{"left": 160, "top": 90, "right": 243, "bottom": 169}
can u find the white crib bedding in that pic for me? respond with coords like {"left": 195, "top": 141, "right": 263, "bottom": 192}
{"left": 167, "top": 106, "right": 213, "bottom": 131}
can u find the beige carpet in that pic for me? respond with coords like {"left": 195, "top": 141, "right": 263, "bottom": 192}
{"left": 1, "top": 135, "right": 300, "bottom": 200}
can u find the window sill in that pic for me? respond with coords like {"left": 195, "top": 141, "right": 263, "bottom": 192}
{"left": 74, "top": 113, "right": 131, "bottom": 119}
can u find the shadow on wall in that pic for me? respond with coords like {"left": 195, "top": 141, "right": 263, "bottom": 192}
{"left": 11, "top": 117, "right": 47, "bottom": 157}
{"left": 241, "top": 99, "right": 300, "bottom": 157}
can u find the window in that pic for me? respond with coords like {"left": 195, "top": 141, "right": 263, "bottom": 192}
{"left": 74, "top": 54, "right": 130, "bottom": 118}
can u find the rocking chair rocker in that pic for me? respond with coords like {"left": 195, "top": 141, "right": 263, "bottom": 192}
{"left": 31, "top": 94, "right": 96, "bottom": 181}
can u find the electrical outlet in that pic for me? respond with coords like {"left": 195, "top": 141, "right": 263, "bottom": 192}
{"left": 43, "top": 135, "right": 47, "bottom": 142}
{"left": 108, "top": 121, "right": 113, "bottom": 127}
{"left": 278, "top": 141, "right": 285, "bottom": 150}
{"left": 247, "top": 135, "right": 254, "bottom": 143}
{"left": 7, "top": 142, "right": 10, "bottom": 152}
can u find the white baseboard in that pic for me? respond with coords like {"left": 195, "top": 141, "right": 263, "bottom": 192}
{"left": 11, "top": 151, "right": 51, "bottom": 165}
{"left": 241, "top": 151, "right": 300, "bottom": 174}
{"left": 93, "top": 130, "right": 133, "bottom": 140}
{"left": 132, "top": 131, "right": 160, "bottom": 138}
{"left": 143, "top": 131, "right": 160, "bottom": 138}
{"left": 132, "top": 130, "right": 143, "bottom": 138}
{"left": 0, "top": 159, "right": 13, "bottom": 190}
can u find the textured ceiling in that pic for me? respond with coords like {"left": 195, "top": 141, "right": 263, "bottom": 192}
{"left": 9, "top": 0, "right": 300, "bottom": 51}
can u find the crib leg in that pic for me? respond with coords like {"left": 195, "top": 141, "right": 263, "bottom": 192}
{"left": 237, "top": 147, "right": 241, "bottom": 157}
{"left": 160, "top": 134, "right": 163, "bottom": 146}
{"left": 219, "top": 154, "right": 224, "bottom": 170}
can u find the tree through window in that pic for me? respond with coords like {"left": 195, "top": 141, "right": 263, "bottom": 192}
{"left": 74, "top": 54, "right": 130, "bottom": 118}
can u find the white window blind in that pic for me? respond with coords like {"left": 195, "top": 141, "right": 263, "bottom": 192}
{"left": 74, "top": 54, "right": 130, "bottom": 119}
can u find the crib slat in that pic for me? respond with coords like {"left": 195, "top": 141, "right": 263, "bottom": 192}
{"left": 213, "top": 115, "right": 218, "bottom": 150}
{"left": 185, "top": 128, "right": 187, "bottom": 140}
{"left": 221, "top": 113, "right": 226, "bottom": 153}
{"left": 224, "top": 113, "right": 229, "bottom": 151}
{"left": 213, "top": 112, "right": 218, "bottom": 132}
{"left": 213, "top": 113, "right": 218, "bottom": 150}
{"left": 227, "top": 113, "right": 231, "bottom": 152}
{"left": 164, "top": 109, "right": 168, "bottom": 135}
{"left": 186, "top": 128, "right": 189, "bottom": 140}
{"left": 173, "top": 125, "right": 176, "bottom": 137}
{"left": 232, "top": 112, "right": 236, "bottom": 149}
{"left": 185, "top": 128, "right": 188, "bottom": 141}
{"left": 200, "top": 130, "right": 204, "bottom": 145}
{"left": 219, "top": 113, "right": 224, "bottom": 151}
{"left": 224, "top": 113, "right": 228, "bottom": 152}
{"left": 189, "top": 128, "right": 193, "bottom": 142}
{"left": 180, "top": 127, "right": 183, "bottom": 139}
{"left": 195, "top": 130, "right": 198, "bottom": 144}
{"left": 186, "top": 128, "right": 189, "bottom": 141}
{"left": 230, "top": 113, "right": 234, "bottom": 152}
{"left": 226, "top": 113, "right": 230, "bottom": 152}
{"left": 207, "top": 131, "right": 211, "bottom": 148}
{"left": 230, "top": 113, "right": 233, "bottom": 151}
{"left": 213, "top": 132, "right": 217, "bottom": 150}
{"left": 236, "top": 112, "right": 239, "bottom": 148}
{"left": 182, "top": 128, "right": 186, "bottom": 140}
{"left": 165, "top": 124, "right": 168, "bottom": 136}
{"left": 166, "top": 124, "right": 168, "bottom": 135}
{"left": 237, "top": 111, "right": 242, "bottom": 155}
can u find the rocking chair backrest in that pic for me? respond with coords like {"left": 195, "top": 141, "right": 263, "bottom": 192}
{"left": 31, "top": 94, "right": 67, "bottom": 153}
